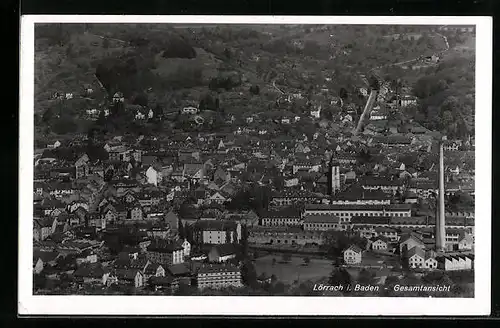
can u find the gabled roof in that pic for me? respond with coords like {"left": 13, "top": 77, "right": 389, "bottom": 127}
{"left": 114, "top": 268, "right": 141, "bottom": 281}
{"left": 210, "top": 243, "right": 238, "bottom": 257}
{"left": 167, "top": 263, "right": 192, "bottom": 276}
{"left": 345, "top": 244, "right": 362, "bottom": 254}
{"left": 371, "top": 235, "right": 390, "bottom": 243}
{"left": 407, "top": 246, "right": 425, "bottom": 259}
{"left": 195, "top": 220, "right": 237, "bottom": 231}
{"left": 74, "top": 263, "right": 107, "bottom": 278}
{"left": 144, "top": 262, "right": 164, "bottom": 275}
{"left": 33, "top": 250, "right": 60, "bottom": 263}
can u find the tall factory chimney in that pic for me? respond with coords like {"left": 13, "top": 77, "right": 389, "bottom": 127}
{"left": 435, "top": 141, "right": 446, "bottom": 252}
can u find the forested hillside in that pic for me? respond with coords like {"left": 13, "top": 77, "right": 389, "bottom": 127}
{"left": 34, "top": 23, "right": 475, "bottom": 140}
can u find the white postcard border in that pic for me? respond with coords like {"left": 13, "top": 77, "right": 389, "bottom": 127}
{"left": 19, "top": 15, "right": 492, "bottom": 316}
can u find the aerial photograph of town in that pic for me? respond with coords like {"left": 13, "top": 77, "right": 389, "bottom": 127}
{"left": 32, "top": 22, "right": 475, "bottom": 297}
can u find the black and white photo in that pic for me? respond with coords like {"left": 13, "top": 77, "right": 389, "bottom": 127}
{"left": 19, "top": 15, "right": 492, "bottom": 316}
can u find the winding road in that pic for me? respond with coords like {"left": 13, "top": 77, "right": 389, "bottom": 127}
{"left": 367, "top": 32, "right": 450, "bottom": 77}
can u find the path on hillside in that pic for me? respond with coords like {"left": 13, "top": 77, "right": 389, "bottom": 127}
{"left": 86, "top": 32, "right": 129, "bottom": 45}
{"left": 367, "top": 32, "right": 451, "bottom": 78}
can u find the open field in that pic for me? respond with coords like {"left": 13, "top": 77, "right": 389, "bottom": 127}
{"left": 253, "top": 254, "right": 333, "bottom": 284}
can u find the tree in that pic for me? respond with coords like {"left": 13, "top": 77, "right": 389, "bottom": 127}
{"left": 270, "top": 281, "right": 286, "bottom": 295}
{"left": 357, "top": 268, "right": 374, "bottom": 285}
{"left": 96, "top": 110, "right": 107, "bottom": 126}
{"left": 249, "top": 85, "right": 260, "bottom": 95}
{"left": 328, "top": 267, "right": 352, "bottom": 294}
{"left": 224, "top": 48, "right": 231, "bottom": 60}
{"left": 52, "top": 117, "right": 78, "bottom": 135}
{"left": 178, "top": 218, "right": 186, "bottom": 240}
{"left": 401, "top": 244, "right": 410, "bottom": 271}
{"left": 132, "top": 93, "right": 148, "bottom": 107}
{"left": 368, "top": 75, "right": 380, "bottom": 91}
{"left": 339, "top": 87, "right": 349, "bottom": 102}
{"left": 42, "top": 107, "right": 54, "bottom": 123}
{"left": 241, "top": 260, "right": 258, "bottom": 288}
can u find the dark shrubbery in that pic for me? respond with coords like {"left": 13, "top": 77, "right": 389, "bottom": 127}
{"left": 209, "top": 74, "right": 242, "bottom": 91}
{"left": 162, "top": 37, "right": 197, "bottom": 59}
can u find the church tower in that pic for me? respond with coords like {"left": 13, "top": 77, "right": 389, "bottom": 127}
{"left": 328, "top": 158, "right": 341, "bottom": 195}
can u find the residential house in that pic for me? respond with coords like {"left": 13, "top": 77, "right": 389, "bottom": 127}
{"left": 458, "top": 233, "right": 474, "bottom": 251}
{"left": 370, "top": 236, "right": 389, "bottom": 251}
{"left": 113, "top": 92, "right": 125, "bottom": 103}
{"left": 73, "top": 263, "right": 111, "bottom": 286}
{"left": 183, "top": 163, "right": 205, "bottom": 183}
{"left": 146, "top": 240, "right": 185, "bottom": 265}
{"left": 143, "top": 263, "right": 166, "bottom": 281}
{"left": 424, "top": 254, "right": 438, "bottom": 270}
{"left": 408, "top": 247, "right": 426, "bottom": 269}
{"left": 145, "top": 165, "right": 163, "bottom": 187}
{"left": 399, "top": 232, "right": 425, "bottom": 254}
{"left": 164, "top": 210, "right": 180, "bottom": 232}
{"left": 205, "top": 190, "right": 230, "bottom": 205}
{"left": 33, "top": 218, "right": 57, "bottom": 241}
{"left": 75, "top": 153, "right": 90, "bottom": 179}
{"left": 33, "top": 250, "right": 61, "bottom": 274}
{"left": 180, "top": 239, "right": 191, "bottom": 257}
{"left": 343, "top": 245, "right": 362, "bottom": 264}
{"left": 113, "top": 269, "right": 145, "bottom": 288}
{"left": 181, "top": 106, "right": 199, "bottom": 115}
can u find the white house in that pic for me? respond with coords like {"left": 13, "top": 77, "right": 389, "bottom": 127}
{"left": 135, "top": 110, "right": 146, "bottom": 120}
{"left": 206, "top": 191, "right": 229, "bottom": 205}
{"left": 341, "top": 114, "right": 353, "bottom": 123}
{"left": 408, "top": 247, "right": 425, "bottom": 269}
{"left": 181, "top": 106, "right": 199, "bottom": 115}
{"left": 424, "top": 256, "right": 438, "bottom": 270}
{"left": 310, "top": 106, "right": 321, "bottom": 119}
{"left": 371, "top": 237, "right": 389, "bottom": 251}
{"left": 145, "top": 166, "right": 162, "bottom": 186}
{"left": 400, "top": 95, "right": 417, "bottom": 107}
{"left": 181, "top": 239, "right": 191, "bottom": 257}
{"left": 284, "top": 178, "right": 299, "bottom": 187}
{"left": 47, "top": 140, "right": 61, "bottom": 149}
{"left": 369, "top": 110, "right": 387, "bottom": 121}
{"left": 113, "top": 92, "right": 125, "bottom": 103}
{"left": 343, "top": 244, "right": 362, "bottom": 264}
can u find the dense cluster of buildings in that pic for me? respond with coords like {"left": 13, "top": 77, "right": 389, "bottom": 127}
{"left": 33, "top": 44, "right": 475, "bottom": 294}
